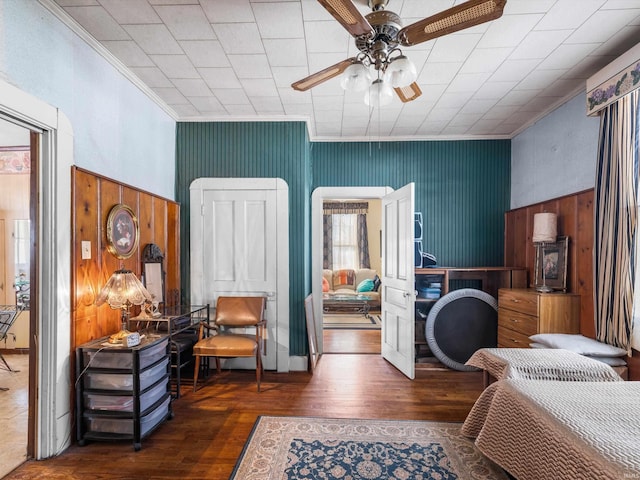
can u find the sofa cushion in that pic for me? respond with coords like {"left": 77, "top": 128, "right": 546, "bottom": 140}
{"left": 323, "top": 269, "right": 334, "bottom": 290}
{"left": 357, "top": 278, "right": 375, "bottom": 292}
{"left": 322, "top": 277, "right": 330, "bottom": 292}
{"left": 355, "top": 268, "right": 377, "bottom": 288}
{"left": 333, "top": 269, "right": 356, "bottom": 290}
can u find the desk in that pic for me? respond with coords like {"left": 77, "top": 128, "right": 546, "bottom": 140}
{"left": 415, "top": 267, "right": 527, "bottom": 299}
{"left": 129, "top": 305, "right": 209, "bottom": 398}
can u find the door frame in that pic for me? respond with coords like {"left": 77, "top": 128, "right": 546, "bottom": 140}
{"left": 311, "top": 186, "right": 393, "bottom": 354}
{"left": 189, "top": 177, "right": 290, "bottom": 372}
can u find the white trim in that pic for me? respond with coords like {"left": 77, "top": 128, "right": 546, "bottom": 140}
{"left": 189, "top": 177, "right": 290, "bottom": 372}
{"left": 311, "top": 186, "right": 393, "bottom": 354}
{"left": 0, "top": 79, "right": 73, "bottom": 458}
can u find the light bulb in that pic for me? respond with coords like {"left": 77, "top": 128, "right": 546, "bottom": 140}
{"left": 340, "top": 62, "right": 371, "bottom": 92}
{"left": 386, "top": 55, "right": 417, "bottom": 88}
{"left": 364, "top": 79, "right": 393, "bottom": 107}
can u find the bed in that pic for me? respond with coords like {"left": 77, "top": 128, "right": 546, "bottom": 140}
{"left": 465, "top": 348, "right": 623, "bottom": 387}
{"left": 461, "top": 379, "right": 640, "bottom": 480}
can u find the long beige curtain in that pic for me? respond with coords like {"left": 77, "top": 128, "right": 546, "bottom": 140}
{"left": 594, "top": 90, "right": 639, "bottom": 352}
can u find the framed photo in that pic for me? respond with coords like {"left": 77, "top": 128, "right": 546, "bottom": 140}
{"left": 534, "top": 236, "right": 569, "bottom": 291}
{"left": 106, "top": 204, "right": 139, "bottom": 259}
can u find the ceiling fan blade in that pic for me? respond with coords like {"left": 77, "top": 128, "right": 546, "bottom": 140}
{"left": 398, "top": 0, "right": 506, "bottom": 46}
{"left": 394, "top": 83, "right": 422, "bottom": 103}
{"left": 291, "top": 58, "right": 356, "bottom": 91}
{"left": 317, "top": 0, "right": 374, "bottom": 38}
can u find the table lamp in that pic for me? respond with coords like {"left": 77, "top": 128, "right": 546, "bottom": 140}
{"left": 532, "top": 212, "right": 557, "bottom": 293}
{"left": 96, "top": 269, "right": 153, "bottom": 344}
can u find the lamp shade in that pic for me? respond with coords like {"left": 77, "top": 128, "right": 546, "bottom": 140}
{"left": 364, "top": 79, "right": 394, "bottom": 107}
{"left": 340, "top": 62, "right": 372, "bottom": 92}
{"left": 386, "top": 55, "right": 417, "bottom": 88}
{"left": 532, "top": 213, "right": 557, "bottom": 243}
{"left": 96, "top": 269, "right": 153, "bottom": 309}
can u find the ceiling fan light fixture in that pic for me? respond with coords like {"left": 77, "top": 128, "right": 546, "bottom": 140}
{"left": 340, "top": 62, "right": 372, "bottom": 92}
{"left": 386, "top": 55, "right": 417, "bottom": 88}
{"left": 365, "top": 78, "right": 394, "bottom": 107}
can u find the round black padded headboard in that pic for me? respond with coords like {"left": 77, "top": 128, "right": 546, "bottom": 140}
{"left": 425, "top": 288, "right": 498, "bottom": 371}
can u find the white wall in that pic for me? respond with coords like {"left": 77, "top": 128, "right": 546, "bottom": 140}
{"left": 1, "top": 0, "right": 176, "bottom": 198}
{"left": 510, "top": 93, "right": 600, "bottom": 209}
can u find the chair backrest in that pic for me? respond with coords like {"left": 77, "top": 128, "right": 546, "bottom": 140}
{"left": 0, "top": 306, "right": 20, "bottom": 340}
{"left": 215, "top": 296, "right": 265, "bottom": 327}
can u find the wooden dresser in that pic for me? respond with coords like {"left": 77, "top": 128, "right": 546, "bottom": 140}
{"left": 497, "top": 288, "right": 580, "bottom": 348}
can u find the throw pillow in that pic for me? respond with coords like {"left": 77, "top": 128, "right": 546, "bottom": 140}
{"left": 528, "top": 333, "right": 627, "bottom": 357}
{"left": 372, "top": 275, "right": 381, "bottom": 292}
{"left": 586, "top": 355, "right": 627, "bottom": 367}
{"left": 356, "top": 278, "right": 374, "bottom": 292}
{"left": 322, "top": 277, "right": 330, "bottom": 292}
{"left": 333, "top": 269, "right": 355, "bottom": 289}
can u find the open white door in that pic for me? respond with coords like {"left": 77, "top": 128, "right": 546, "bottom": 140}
{"left": 381, "top": 183, "right": 415, "bottom": 379}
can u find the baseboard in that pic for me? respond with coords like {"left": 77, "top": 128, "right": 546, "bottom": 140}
{"left": 0, "top": 348, "right": 29, "bottom": 355}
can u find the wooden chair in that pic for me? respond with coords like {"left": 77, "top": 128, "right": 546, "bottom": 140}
{"left": 0, "top": 305, "right": 21, "bottom": 371}
{"left": 193, "top": 296, "right": 267, "bottom": 392}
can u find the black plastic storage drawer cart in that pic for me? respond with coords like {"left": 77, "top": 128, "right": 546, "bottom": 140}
{"left": 76, "top": 335, "right": 172, "bottom": 451}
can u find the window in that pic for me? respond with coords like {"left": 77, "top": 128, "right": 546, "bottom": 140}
{"left": 331, "top": 214, "right": 358, "bottom": 270}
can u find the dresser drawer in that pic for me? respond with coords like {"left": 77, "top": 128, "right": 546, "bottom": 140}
{"left": 498, "top": 309, "right": 538, "bottom": 337}
{"left": 498, "top": 289, "right": 538, "bottom": 316}
{"left": 498, "top": 326, "right": 532, "bottom": 348}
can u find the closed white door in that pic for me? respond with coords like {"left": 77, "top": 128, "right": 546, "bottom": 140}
{"left": 381, "top": 183, "right": 415, "bottom": 379}
{"left": 190, "top": 178, "right": 289, "bottom": 372}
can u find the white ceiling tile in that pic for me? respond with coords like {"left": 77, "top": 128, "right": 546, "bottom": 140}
{"left": 478, "top": 14, "right": 544, "bottom": 48}
{"left": 100, "top": 0, "right": 161, "bottom": 23}
{"left": 535, "top": 0, "right": 604, "bottom": 30}
{"left": 63, "top": 6, "right": 129, "bottom": 40}
{"left": 56, "top": 0, "right": 99, "bottom": 5}
{"left": 152, "top": 87, "right": 188, "bottom": 104}
{"left": 199, "top": 68, "right": 242, "bottom": 88}
{"left": 400, "top": 1, "right": 450, "bottom": 19}
{"left": 228, "top": 54, "right": 272, "bottom": 79}
{"left": 459, "top": 98, "right": 498, "bottom": 114}
{"left": 241, "top": 78, "right": 279, "bottom": 96}
{"left": 426, "top": 107, "right": 458, "bottom": 122}
{"left": 180, "top": 40, "right": 230, "bottom": 68}
{"left": 415, "top": 120, "right": 445, "bottom": 135}
{"left": 284, "top": 103, "right": 314, "bottom": 116}
{"left": 264, "top": 39, "right": 307, "bottom": 67}
{"left": 428, "top": 34, "right": 482, "bottom": 63}
{"left": 154, "top": 5, "right": 216, "bottom": 41}
{"left": 313, "top": 96, "right": 343, "bottom": 110}
{"left": 172, "top": 78, "right": 212, "bottom": 96}
{"left": 102, "top": 41, "right": 154, "bottom": 67}
{"left": 418, "top": 62, "right": 462, "bottom": 84}
{"left": 200, "top": 0, "right": 255, "bottom": 23}
{"left": 514, "top": 69, "right": 566, "bottom": 90}
{"left": 188, "top": 96, "right": 226, "bottom": 113}
{"left": 537, "top": 43, "right": 600, "bottom": 71}
{"left": 149, "top": 0, "right": 199, "bottom": 5}
{"left": 213, "top": 88, "right": 250, "bottom": 105}
{"left": 315, "top": 122, "right": 342, "bottom": 136}
{"left": 123, "top": 24, "right": 182, "bottom": 54}
{"left": 482, "top": 104, "right": 520, "bottom": 120}
{"left": 171, "top": 103, "right": 200, "bottom": 116}
{"left": 279, "top": 87, "right": 311, "bottom": 105}
{"left": 312, "top": 80, "right": 346, "bottom": 96}
{"left": 503, "top": 0, "right": 556, "bottom": 14}
{"left": 304, "top": 21, "right": 350, "bottom": 53}
{"left": 253, "top": 2, "right": 304, "bottom": 38}
{"left": 272, "top": 66, "right": 310, "bottom": 88}
{"left": 446, "top": 72, "right": 491, "bottom": 93}
{"left": 212, "top": 23, "right": 264, "bottom": 54}
{"left": 315, "top": 109, "right": 343, "bottom": 123}
{"left": 473, "top": 81, "right": 519, "bottom": 99}
{"left": 150, "top": 55, "right": 200, "bottom": 78}
{"left": 509, "top": 30, "right": 573, "bottom": 60}
{"left": 489, "top": 59, "right": 541, "bottom": 82}
{"left": 436, "top": 91, "right": 475, "bottom": 109}
{"left": 252, "top": 97, "right": 284, "bottom": 113}
{"left": 129, "top": 66, "right": 172, "bottom": 87}
{"left": 496, "top": 89, "right": 540, "bottom": 106}
{"left": 460, "top": 48, "right": 511, "bottom": 74}
{"left": 225, "top": 104, "right": 257, "bottom": 115}
{"left": 567, "top": 9, "right": 640, "bottom": 44}
{"left": 441, "top": 124, "right": 471, "bottom": 135}
{"left": 590, "top": 26, "right": 640, "bottom": 57}
{"left": 307, "top": 52, "right": 349, "bottom": 73}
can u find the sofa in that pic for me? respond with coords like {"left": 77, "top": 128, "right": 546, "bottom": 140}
{"left": 322, "top": 268, "right": 380, "bottom": 303}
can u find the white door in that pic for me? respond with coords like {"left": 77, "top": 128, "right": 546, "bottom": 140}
{"left": 190, "top": 178, "right": 289, "bottom": 372}
{"left": 381, "top": 183, "right": 415, "bottom": 379}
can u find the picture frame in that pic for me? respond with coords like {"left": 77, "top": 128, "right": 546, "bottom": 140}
{"left": 106, "top": 204, "right": 139, "bottom": 259}
{"left": 304, "top": 294, "right": 320, "bottom": 373}
{"left": 534, "top": 236, "right": 569, "bottom": 291}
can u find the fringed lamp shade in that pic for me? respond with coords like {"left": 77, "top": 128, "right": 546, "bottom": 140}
{"left": 532, "top": 213, "right": 557, "bottom": 243}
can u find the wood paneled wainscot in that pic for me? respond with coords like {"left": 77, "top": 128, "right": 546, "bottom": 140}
{"left": 498, "top": 289, "right": 580, "bottom": 348}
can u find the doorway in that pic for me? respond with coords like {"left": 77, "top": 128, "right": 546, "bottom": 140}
{"left": 311, "top": 187, "right": 393, "bottom": 355}
{"left": 0, "top": 117, "right": 32, "bottom": 476}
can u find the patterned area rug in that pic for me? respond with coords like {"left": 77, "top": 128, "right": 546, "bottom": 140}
{"left": 323, "top": 314, "right": 382, "bottom": 329}
{"left": 230, "top": 416, "right": 508, "bottom": 480}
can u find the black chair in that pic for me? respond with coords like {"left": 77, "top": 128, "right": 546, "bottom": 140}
{"left": 0, "top": 305, "right": 21, "bottom": 371}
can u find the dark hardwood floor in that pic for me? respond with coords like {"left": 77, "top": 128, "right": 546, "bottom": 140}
{"left": 6, "top": 330, "right": 484, "bottom": 480}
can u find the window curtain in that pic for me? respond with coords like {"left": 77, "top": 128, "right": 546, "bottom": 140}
{"left": 594, "top": 89, "right": 639, "bottom": 352}
{"left": 323, "top": 202, "right": 370, "bottom": 269}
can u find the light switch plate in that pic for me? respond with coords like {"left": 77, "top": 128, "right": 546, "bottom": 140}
{"left": 81, "top": 241, "right": 91, "bottom": 260}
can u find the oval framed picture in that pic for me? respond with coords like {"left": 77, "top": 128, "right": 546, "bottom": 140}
{"left": 106, "top": 204, "right": 139, "bottom": 259}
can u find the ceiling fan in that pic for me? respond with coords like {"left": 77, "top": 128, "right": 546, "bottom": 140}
{"left": 292, "top": 0, "right": 507, "bottom": 106}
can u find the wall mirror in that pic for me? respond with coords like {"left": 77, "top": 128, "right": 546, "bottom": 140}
{"left": 142, "top": 243, "right": 164, "bottom": 313}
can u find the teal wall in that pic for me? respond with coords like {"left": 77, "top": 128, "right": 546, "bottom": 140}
{"left": 175, "top": 122, "right": 311, "bottom": 355}
{"left": 312, "top": 141, "right": 511, "bottom": 267}
{"left": 176, "top": 123, "right": 511, "bottom": 356}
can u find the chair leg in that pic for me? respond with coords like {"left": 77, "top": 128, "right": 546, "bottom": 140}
{"left": 0, "top": 352, "right": 14, "bottom": 372}
{"left": 193, "top": 355, "right": 201, "bottom": 392}
{"left": 256, "top": 350, "right": 262, "bottom": 392}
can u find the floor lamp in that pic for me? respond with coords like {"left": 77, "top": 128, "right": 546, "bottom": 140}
{"left": 533, "top": 213, "right": 557, "bottom": 293}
